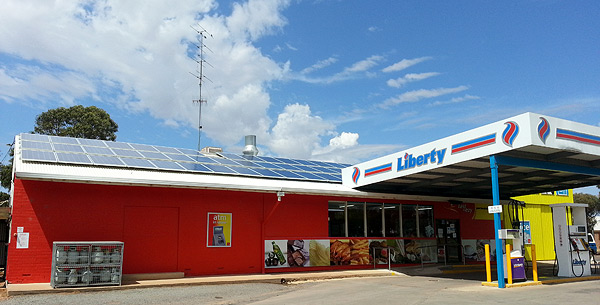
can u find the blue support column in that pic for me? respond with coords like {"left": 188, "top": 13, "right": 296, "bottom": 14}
{"left": 490, "top": 155, "right": 505, "bottom": 288}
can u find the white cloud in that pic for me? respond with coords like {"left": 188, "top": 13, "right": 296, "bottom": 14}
{"left": 301, "top": 57, "right": 338, "bottom": 74}
{"left": 430, "top": 94, "right": 480, "bottom": 106}
{"left": 269, "top": 103, "right": 334, "bottom": 159}
{"left": 386, "top": 72, "right": 440, "bottom": 88}
{"left": 329, "top": 132, "right": 359, "bottom": 149}
{"left": 295, "top": 55, "right": 385, "bottom": 84}
{"left": 380, "top": 86, "right": 469, "bottom": 108}
{"left": 382, "top": 56, "right": 432, "bottom": 73}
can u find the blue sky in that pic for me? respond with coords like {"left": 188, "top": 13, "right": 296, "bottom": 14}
{"left": 1, "top": 1, "right": 599, "bottom": 192}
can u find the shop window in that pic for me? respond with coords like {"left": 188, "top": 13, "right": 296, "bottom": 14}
{"left": 328, "top": 202, "right": 346, "bottom": 237}
{"left": 347, "top": 202, "right": 365, "bottom": 237}
{"left": 402, "top": 205, "right": 417, "bottom": 237}
{"left": 384, "top": 204, "right": 401, "bottom": 237}
{"left": 418, "top": 205, "right": 434, "bottom": 237}
{"left": 366, "top": 203, "right": 383, "bottom": 237}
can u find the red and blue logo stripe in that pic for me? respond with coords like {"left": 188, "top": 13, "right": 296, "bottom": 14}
{"left": 537, "top": 117, "right": 550, "bottom": 143}
{"left": 364, "top": 163, "right": 392, "bottom": 177}
{"left": 502, "top": 121, "right": 519, "bottom": 147}
{"left": 351, "top": 167, "right": 360, "bottom": 184}
{"left": 556, "top": 129, "right": 600, "bottom": 146}
{"left": 451, "top": 133, "right": 496, "bottom": 154}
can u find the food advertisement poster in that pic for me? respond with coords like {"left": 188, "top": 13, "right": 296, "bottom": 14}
{"left": 207, "top": 212, "right": 232, "bottom": 247}
{"left": 265, "top": 239, "right": 439, "bottom": 268}
{"left": 463, "top": 239, "right": 495, "bottom": 262}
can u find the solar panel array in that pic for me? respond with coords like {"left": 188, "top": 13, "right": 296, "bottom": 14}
{"left": 18, "top": 133, "right": 347, "bottom": 183}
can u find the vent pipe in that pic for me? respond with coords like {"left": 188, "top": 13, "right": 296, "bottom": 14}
{"left": 242, "top": 135, "right": 259, "bottom": 156}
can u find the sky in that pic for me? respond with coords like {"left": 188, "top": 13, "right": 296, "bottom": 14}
{"left": 1, "top": 0, "right": 599, "bottom": 192}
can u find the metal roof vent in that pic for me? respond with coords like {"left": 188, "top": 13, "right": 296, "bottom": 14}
{"left": 242, "top": 135, "right": 259, "bottom": 156}
{"left": 201, "top": 146, "right": 223, "bottom": 154}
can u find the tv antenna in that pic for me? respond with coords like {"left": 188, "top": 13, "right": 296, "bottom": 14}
{"left": 190, "top": 24, "right": 213, "bottom": 151}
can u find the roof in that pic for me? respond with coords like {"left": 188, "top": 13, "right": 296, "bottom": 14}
{"left": 13, "top": 133, "right": 485, "bottom": 202}
{"left": 342, "top": 113, "right": 600, "bottom": 200}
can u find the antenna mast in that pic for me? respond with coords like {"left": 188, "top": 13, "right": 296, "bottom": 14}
{"left": 191, "top": 25, "right": 213, "bottom": 151}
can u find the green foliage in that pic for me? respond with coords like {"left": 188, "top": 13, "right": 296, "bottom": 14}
{"left": 34, "top": 105, "right": 118, "bottom": 140}
{"left": 1, "top": 105, "right": 118, "bottom": 192}
{"left": 573, "top": 193, "right": 600, "bottom": 233}
{"left": 1, "top": 147, "right": 13, "bottom": 190}
{"left": 0, "top": 192, "right": 9, "bottom": 206}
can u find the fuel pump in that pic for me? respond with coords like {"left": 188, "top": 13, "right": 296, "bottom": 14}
{"left": 498, "top": 229, "right": 526, "bottom": 281}
{"left": 550, "top": 203, "right": 591, "bottom": 277}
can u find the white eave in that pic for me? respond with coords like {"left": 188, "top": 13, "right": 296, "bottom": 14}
{"left": 13, "top": 160, "right": 494, "bottom": 204}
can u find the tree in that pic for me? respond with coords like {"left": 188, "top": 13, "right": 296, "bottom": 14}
{"left": 34, "top": 105, "right": 118, "bottom": 140}
{"left": 573, "top": 193, "right": 600, "bottom": 234}
{"left": 0, "top": 105, "right": 119, "bottom": 191}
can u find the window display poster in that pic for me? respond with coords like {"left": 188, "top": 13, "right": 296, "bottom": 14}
{"left": 207, "top": 212, "right": 232, "bottom": 247}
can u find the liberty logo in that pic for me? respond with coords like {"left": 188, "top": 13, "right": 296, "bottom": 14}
{"left": 397, "top": 148, "right": 447, "bottom": 171}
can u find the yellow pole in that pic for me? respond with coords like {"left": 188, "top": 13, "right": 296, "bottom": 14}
{"left": 506, "top": 244, "right": 512, "bottom": 285}
{"left": 485, "top": 244, "right": 491, "bottom": 282}
{"left": 531, "top": 244, "right": 538, "bottom": 282}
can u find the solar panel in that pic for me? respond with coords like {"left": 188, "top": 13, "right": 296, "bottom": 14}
{"left": 313, "top": 172, "right": 342, "bottom": 182}
{"left": 139, "top": 151, "right": 168, "bottom": 159}
{"left": 18, "top": 133, "right": 350, "bottom": 183}
{"left": 229, "top": 166, "right": 260, "bottom": 176}
{"left": 273, "top": 157, "right": 302, "bottom": 165}
{"left": 258, "top": 156, "right": 279, "bottom": 163}
{"left": 208, "top": 157, "right": 240, "bottom": 166}
{"left": 83, "top": 146, "right": 115, "bottom": 155}
{"left": 177, "top": 148, "right": 200, "bottom": 155}
{"left": 164, "top": 153, "right": 194, "bottom": 162}
{"left": 154, "top": 146, "right": 181, "bottom": 154}
{"left": 130, "top": 143, "right": 158, "bottom": 152}
{"left": 151, "top": 160, "right": 185, "bottom": 170}
{"left": 21, "top": 141, "right": 53, "bottom": 151}
{"left": 78, "top": 138, "right": 107, "bottom": 147}
{"left": 246, "top": 167, "right": 283, "bottom": 178}
{"left": 291, "top": 159, "right": 319, "bottom": 166}
{"left": 272, "top": 170, "right": 306, "bottom": 179}
{"left": 202, "top": 163, "right": 236, "bottom": 174}
{"left": 53, "top": 143, "right": 85, "bottom": 153}
{"left": 253, "top": 161, "right": 282, "bottom": 169}
{"left": 20, "top": 133, "right": 50, "bottom": 142}
{"left": 111, "top": 148, "right": 143, "bottom": 158}
{"left": 50, "top": 136, "right": 79, "bottom": 145}
{"left": 105, "top": 141, "right": 133, "bottom": 149}
{"left": 294, "top": 171, "right": 327, "bottom": 180}
{"left": 220, "top": 153, "right": 246, "bottom": 160}
{"left": 235, "top": 159, "right": 259, "bottom": 167}
{"left": 187, "top": 155, "right": 215, "bottom": 163}
{"left": 56, "top": 152, "right": 92, "bottom": 164}
{"left": 89, "top": 155, "right": 125, "bottom": 166}
{"left": 22, "top": 150, "right": 56, "bottom": 162}
{"left": 120, "top": 158, "right": 156, "bottom": 168}
{"left": 273, "top": 163, "right": 301, "bottom": 171}
{"left": 177, "top": 162, "right": 213, "bottom": 173}
{"left": 293, "top": 164, "right": 320, "bottom": 172}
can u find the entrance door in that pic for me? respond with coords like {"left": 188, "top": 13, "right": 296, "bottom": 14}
{"left": 435, "top": 219, "right": 462, "bottom": 263}
{"left": 123, "top": 206, "right": 179, "bottom": 274}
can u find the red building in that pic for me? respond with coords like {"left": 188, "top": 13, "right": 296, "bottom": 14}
{"left": 8, "top": 133, "right": 497, "bottom": 284}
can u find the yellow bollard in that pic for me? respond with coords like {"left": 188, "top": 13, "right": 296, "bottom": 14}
{"left": 531, "top": 244, "right": 538, "bottom": 282}
{"left": 485, "top": 244, "right": 491, "bottom": 282}
{"left": 506, "top": 244, "right": 512, "bottom": 285}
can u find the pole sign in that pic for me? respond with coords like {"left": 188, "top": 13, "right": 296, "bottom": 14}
{"left": 488, "top": 205, "right": 503, "bottom": 214}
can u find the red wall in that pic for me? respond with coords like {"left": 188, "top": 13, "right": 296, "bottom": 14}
{"left": 7, "top": 179, "right": 495, "bottom": 284}
{"left": 7, "top": 179, "right": 333, "bottom": 283}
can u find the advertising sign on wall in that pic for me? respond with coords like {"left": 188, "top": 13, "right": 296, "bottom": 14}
{"left": 264, "top": 239, "right": 438, "bottom": 269}
{"left": 207, "top": 212, "right": 232, "bottom": 247}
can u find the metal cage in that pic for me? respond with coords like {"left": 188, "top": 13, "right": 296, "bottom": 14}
{"left": 51, "top": 241, "right": 124, "bottom": 288}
